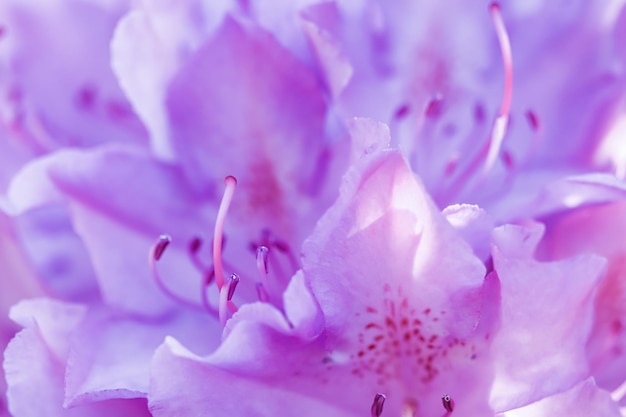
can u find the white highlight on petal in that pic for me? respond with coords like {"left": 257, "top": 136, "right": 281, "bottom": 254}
{"left": 594, "top": 113, "right": 626, "bottom": 180}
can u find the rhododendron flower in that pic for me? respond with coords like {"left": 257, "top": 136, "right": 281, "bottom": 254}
{"left": 149, "top": 150, "right": 617, "bottom": 416}
{"left": 2, "top": 0, "right": 345, "bottom": 415}
{"left": 1, "top": 0, "right": 626, "bottom": 416}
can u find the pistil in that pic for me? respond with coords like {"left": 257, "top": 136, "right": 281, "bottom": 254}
{"left": 483, "top": 2, "right": 513, "bottom": 175}
{"left": 213, "top": 176, "right": 237, "bottom": 290}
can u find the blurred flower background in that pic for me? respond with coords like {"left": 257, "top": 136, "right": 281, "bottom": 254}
{"left": 1, "top": 0, "right": 626, "bottom": 416}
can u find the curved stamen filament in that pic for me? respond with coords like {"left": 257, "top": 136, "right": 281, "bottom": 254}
{"left": 149, "top": 235, "right": 202, "bottom": 310}
{"left": 188, "top": 236, "right": 210, "bottom": 271}
{"left": 213, "top": 176, "right": 237, "bottom": 290}
{"left": 200, "top": 269, "right": 219, "bottom": 316}
{"left": 256, "top": 283, "right": 269, "bottom": 302}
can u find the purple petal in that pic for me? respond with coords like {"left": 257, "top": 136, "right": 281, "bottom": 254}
{"left": 65, "top": 309, "right": 220, "bottom": 406}
{"left": 166, "top": 17, "right": 328, "bottom": 216}
{"left": 0, "top": 0, "right": 147, "bottom": 151}
{"left": 8, "top": 146, "right": 213, "bottom": 315}
{"left": 110, "top": 0, "right": 232, "bottom": 158}
{"left": 4, "top": 299, "right": 151, "bottom": 416}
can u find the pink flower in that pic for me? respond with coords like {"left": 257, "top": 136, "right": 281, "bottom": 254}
{"left": 149, "top": 149, "right": 616, "bottom": 416}
{"left": 1, "top": 0, "right": 626, "bottom": 416}
{"left": 293, "top": 0, "right": 626, "bottom": 209}
{"left": 2, "top": 1, "right": 344, "bottom": 415}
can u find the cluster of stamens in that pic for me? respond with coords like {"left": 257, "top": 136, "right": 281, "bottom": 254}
{"left": 369, "top": 393, "right": 454, "bottom": 416}
{"left": 149, "top": 175, "right": 297, "bottom": 325}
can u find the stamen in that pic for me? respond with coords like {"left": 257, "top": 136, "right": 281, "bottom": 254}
{"left": 149, "top": 235, "right": 200, "bottom": 309}
{"left": 442, "top": 394, "right": 454, "bottom": 412}
{"left": 371, "top": 393, "right": 386, "bottom": 417}
{"left": 256, "top": 246, "right": 270, "bottom": 292}
{"left": 213, "top": 176, "right": 237, "bottom": 290}
{"left": 483, "top": 2, "right": 513, "bottom": 174}
{"left": 153, "top": 234, "right": 171, "bottom": 260}
{"left": 256, "top": 283, "right": 269, "bottom": 302}
{"left": 227, "top": 273, "right": 240, "bottom": 301}
{"left": 218, "top": 274, "right": 240, "bottom": 325}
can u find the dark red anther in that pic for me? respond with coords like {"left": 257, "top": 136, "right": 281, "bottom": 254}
{"left": 371, "top": 393, "right": 386, "bottom": 417}
{"left": 189, "top": 237, "right": 202, "bottom": 253}
{"left": 77, "top": 86, "right": 97, "bottom": 110}
{"left": 394, "top": 104, "right": 410, "bottom": 119}
{"left": 153, "top": 235, "right": 171, "bottom": 261}
{"left": 425, "top": 96, "right": 444, "bottom": 118}
{"left": 525, "top": 110, "right": 539, "bottom": 131}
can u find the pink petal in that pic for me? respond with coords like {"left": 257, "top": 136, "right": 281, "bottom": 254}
{"left": 490, "top": 223, "right": 606, "bottom": 411}
{"left": 302, "top": 151, "right": 493, "bottom": 414}
{"left": 110, "top": 0, "right": 232, "bottom": 158}
{"left": 501, "top": 378, "right": 621, "bottom": 417}
{"left": 443, "top": 204, "right": 495, "bottom": 261}
{"left": 538, "top": 201, "right": 626, "bottom": 391}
